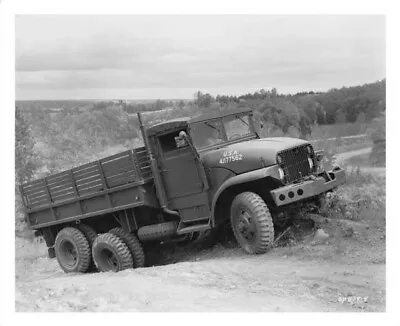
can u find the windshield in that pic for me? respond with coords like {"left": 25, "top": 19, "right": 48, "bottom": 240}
{"left": 190, "top": 119, "right": 225, "bottom": 148}
{"left": 190, "top": 114, "right": 255, "bottom": 149}
{"left": 224, "top": 115, "right": 252, "bottom": 140}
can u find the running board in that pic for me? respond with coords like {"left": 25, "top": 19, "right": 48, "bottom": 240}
{"left": 176, "top": 221, "right": 211, "bottom": 235}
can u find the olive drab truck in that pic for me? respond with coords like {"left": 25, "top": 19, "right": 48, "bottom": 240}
{"left": 20, "top": 108, "right": 346, "bottom": 273}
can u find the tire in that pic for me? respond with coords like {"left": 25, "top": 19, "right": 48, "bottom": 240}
{"left": 109, "top": 228, "right": 145, "bottom": 268}
{"left": 54, "top": 227, "right": 91, "bottom": 273}
{"left": 76, "top": 224, "right": 97, "bottom": 245}
{"left": 137, "top": 221, "right": 177, "bottom": 242}
{"left": 76, "top": 224, "right": 98, "bottom": 272}
{"left": 230, "top": 192, "right": 274, "bottom": 254}
{"left": 92, "top": 233, "right": 133, "bottom": 272}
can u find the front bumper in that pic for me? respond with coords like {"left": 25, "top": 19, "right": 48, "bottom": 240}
{"left": 270, "top": 167, "right": 346, "bottom": 207}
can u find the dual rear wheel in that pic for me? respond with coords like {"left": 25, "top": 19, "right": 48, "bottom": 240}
{"left": 55, "top": 225, "right": 144, "bottom": 273}
{"left": 54, "top": 227, "right": 91, "bottom": 273}
{"left": 92, "top": 233, "right": 133, "bottom": 272}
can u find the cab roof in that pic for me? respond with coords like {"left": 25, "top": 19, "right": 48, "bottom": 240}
{"left": 189, "top": 107, "right": 253, "bottom": 124}
{"left": 146, "top": 118, "right": 189, "bottom": 136}
{"left": 146, "top": 107, "right": 253, "bottom": 136}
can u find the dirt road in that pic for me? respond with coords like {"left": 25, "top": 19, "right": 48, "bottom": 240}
{"left": 15, "top": 238, "right": 385, "bottom": 312}
{"left": 334, "top": 147, "right": 373, "bottom": 165}
{"left": 334, "top": 147, "right": 385, "bottom": 177}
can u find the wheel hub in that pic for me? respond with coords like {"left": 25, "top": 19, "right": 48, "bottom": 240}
{"left": 59, "top": 240, "right": 78, "bottom": 268}
{"left": 238, "top": 209, "right": 256, "bottom": 242}
{"left": 99, "top": 249, "right": 119, "bottom": 272}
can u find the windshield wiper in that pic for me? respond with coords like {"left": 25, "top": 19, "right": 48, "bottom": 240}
{"left": 205, "top": 122, "right": 219, "bottom": 132}
{"left": 237, "top": 116, "right": 249, "bottom": 126}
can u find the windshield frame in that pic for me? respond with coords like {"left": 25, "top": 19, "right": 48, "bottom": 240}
{"left": 188, "top": 112, "right": 257, "bottom": 150}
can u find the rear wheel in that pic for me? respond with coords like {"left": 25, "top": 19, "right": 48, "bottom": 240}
{"left": 76, "top": 224, "right": 98, "bottom": 272}
{"left": 230, "top": 192, "right": 274, "bottom": 254}
{"left": 109, "top": 228, "right": 145, "bottom": 268}
{"left": 92, "top": 233, "right": 133, "bottom": 272}
{"left": 76, "top": 224, "right": 97, "bottom": 245}
{"left": 54, "top": 227, "right": 91, "bottom": 273}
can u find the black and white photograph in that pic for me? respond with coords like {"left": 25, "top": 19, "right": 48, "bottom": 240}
{"left": 1, "top": 0, "right": 395, "bottom": 320}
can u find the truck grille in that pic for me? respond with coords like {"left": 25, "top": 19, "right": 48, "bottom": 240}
{"left": 278, "top": 145, "right": 314, "bottom": 184}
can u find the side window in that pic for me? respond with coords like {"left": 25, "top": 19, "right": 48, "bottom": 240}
{"left": 158, "top": 130, "right": 188, "bottom": 154}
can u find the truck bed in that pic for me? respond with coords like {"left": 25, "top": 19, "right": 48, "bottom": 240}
{"left": 20, "top": 147, "right": 154, "bottom": 229}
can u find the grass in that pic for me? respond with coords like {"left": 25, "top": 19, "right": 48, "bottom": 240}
{"left": 325, "top": 169, "right": 385, "bottom": 224}
{"left": 15, "top": 237, "right": 47, "bottom": 264}
{"left": 344, "top": 153, "right": 371, "bottom": 168}
{"left": 274, "top": 164, "right": 385, "bottom": 264}
{"left": 334, "top": 140, "right": 373, "bottom": 154}
{"left": 309, "top": 122, "right": 370, "bottom": 140}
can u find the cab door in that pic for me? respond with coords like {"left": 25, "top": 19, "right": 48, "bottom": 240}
{"left": 157, "top": 130, "right": 210, "bottom": 222}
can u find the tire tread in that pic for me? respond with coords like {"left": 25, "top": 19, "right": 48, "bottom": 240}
{"left": 109, "top": 228, "right": 145, "bottom": 268}
{"left": 76, "top": 224, "right": 98, "bottom": 272}
{"left": 230, "top": 191, "right": 274, "bottom": 254}
{"left": 92, "top": 233, "right": 133, "bottom": 272}
{"left": 55, "top": 227, "right": 91, "bottom": 273}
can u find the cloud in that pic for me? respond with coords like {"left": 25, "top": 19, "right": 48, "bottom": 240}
{"left": 15, "top": 15, "right": 386, "bottom": 99}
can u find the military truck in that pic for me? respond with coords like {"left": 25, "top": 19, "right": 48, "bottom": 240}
{"left": 20, "top": 107, "right": 345, "bottom": 273}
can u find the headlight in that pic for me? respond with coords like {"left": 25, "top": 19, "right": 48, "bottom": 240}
{"left": 308, "top": 157, "right": 314, "bottom": 169}
{"left": 278, "top": 167, "right": 285, "bottom": 181}
{"left": 315, "top": 150, "right": 324, "bottom": 162}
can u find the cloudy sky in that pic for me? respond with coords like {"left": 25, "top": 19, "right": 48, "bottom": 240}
{"left": 15, "top": 15, "right": 385, "bottom": 100}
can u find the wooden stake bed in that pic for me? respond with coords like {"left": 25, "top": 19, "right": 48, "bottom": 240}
{"left": 20, "top": 147, "right": 156, "bottom": 229}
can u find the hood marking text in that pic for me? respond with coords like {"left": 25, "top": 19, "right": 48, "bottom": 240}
{"left": 220, "top": 150, "right": 243, "bottom": 164}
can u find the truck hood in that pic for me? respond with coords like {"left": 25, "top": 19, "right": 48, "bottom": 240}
{"left": 200, "top": 137, "right": 309, "bottom": 174}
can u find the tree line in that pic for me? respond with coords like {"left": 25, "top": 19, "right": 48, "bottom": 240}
{"left": 192, "top": 79, "right": 385, "bottom": 138}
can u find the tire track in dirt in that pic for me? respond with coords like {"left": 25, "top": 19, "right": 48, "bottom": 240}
{"left": 16, "top": 239, "right": 385, "bottom": 312}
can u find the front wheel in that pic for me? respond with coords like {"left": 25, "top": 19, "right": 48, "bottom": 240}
{"left": 230, "top": 192, "right": 274, "bottom": 254}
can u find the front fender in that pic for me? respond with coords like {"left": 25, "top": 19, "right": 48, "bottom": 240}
{"left": 210, "top": 165, "right": 281, "bottom": 225}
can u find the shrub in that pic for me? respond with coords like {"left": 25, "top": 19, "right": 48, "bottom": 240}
{"left": 322, "top": 168, "right": 385, "bottom": 224}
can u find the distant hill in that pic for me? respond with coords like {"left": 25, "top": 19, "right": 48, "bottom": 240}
{"left": 16, "top": 79, "right": 385, "bottom": 131}
{"left": 15, "top": 98, "right": 192, "bottom": 110}
{"left": 16, "top": 100, "right": 96, "bottom": 110}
